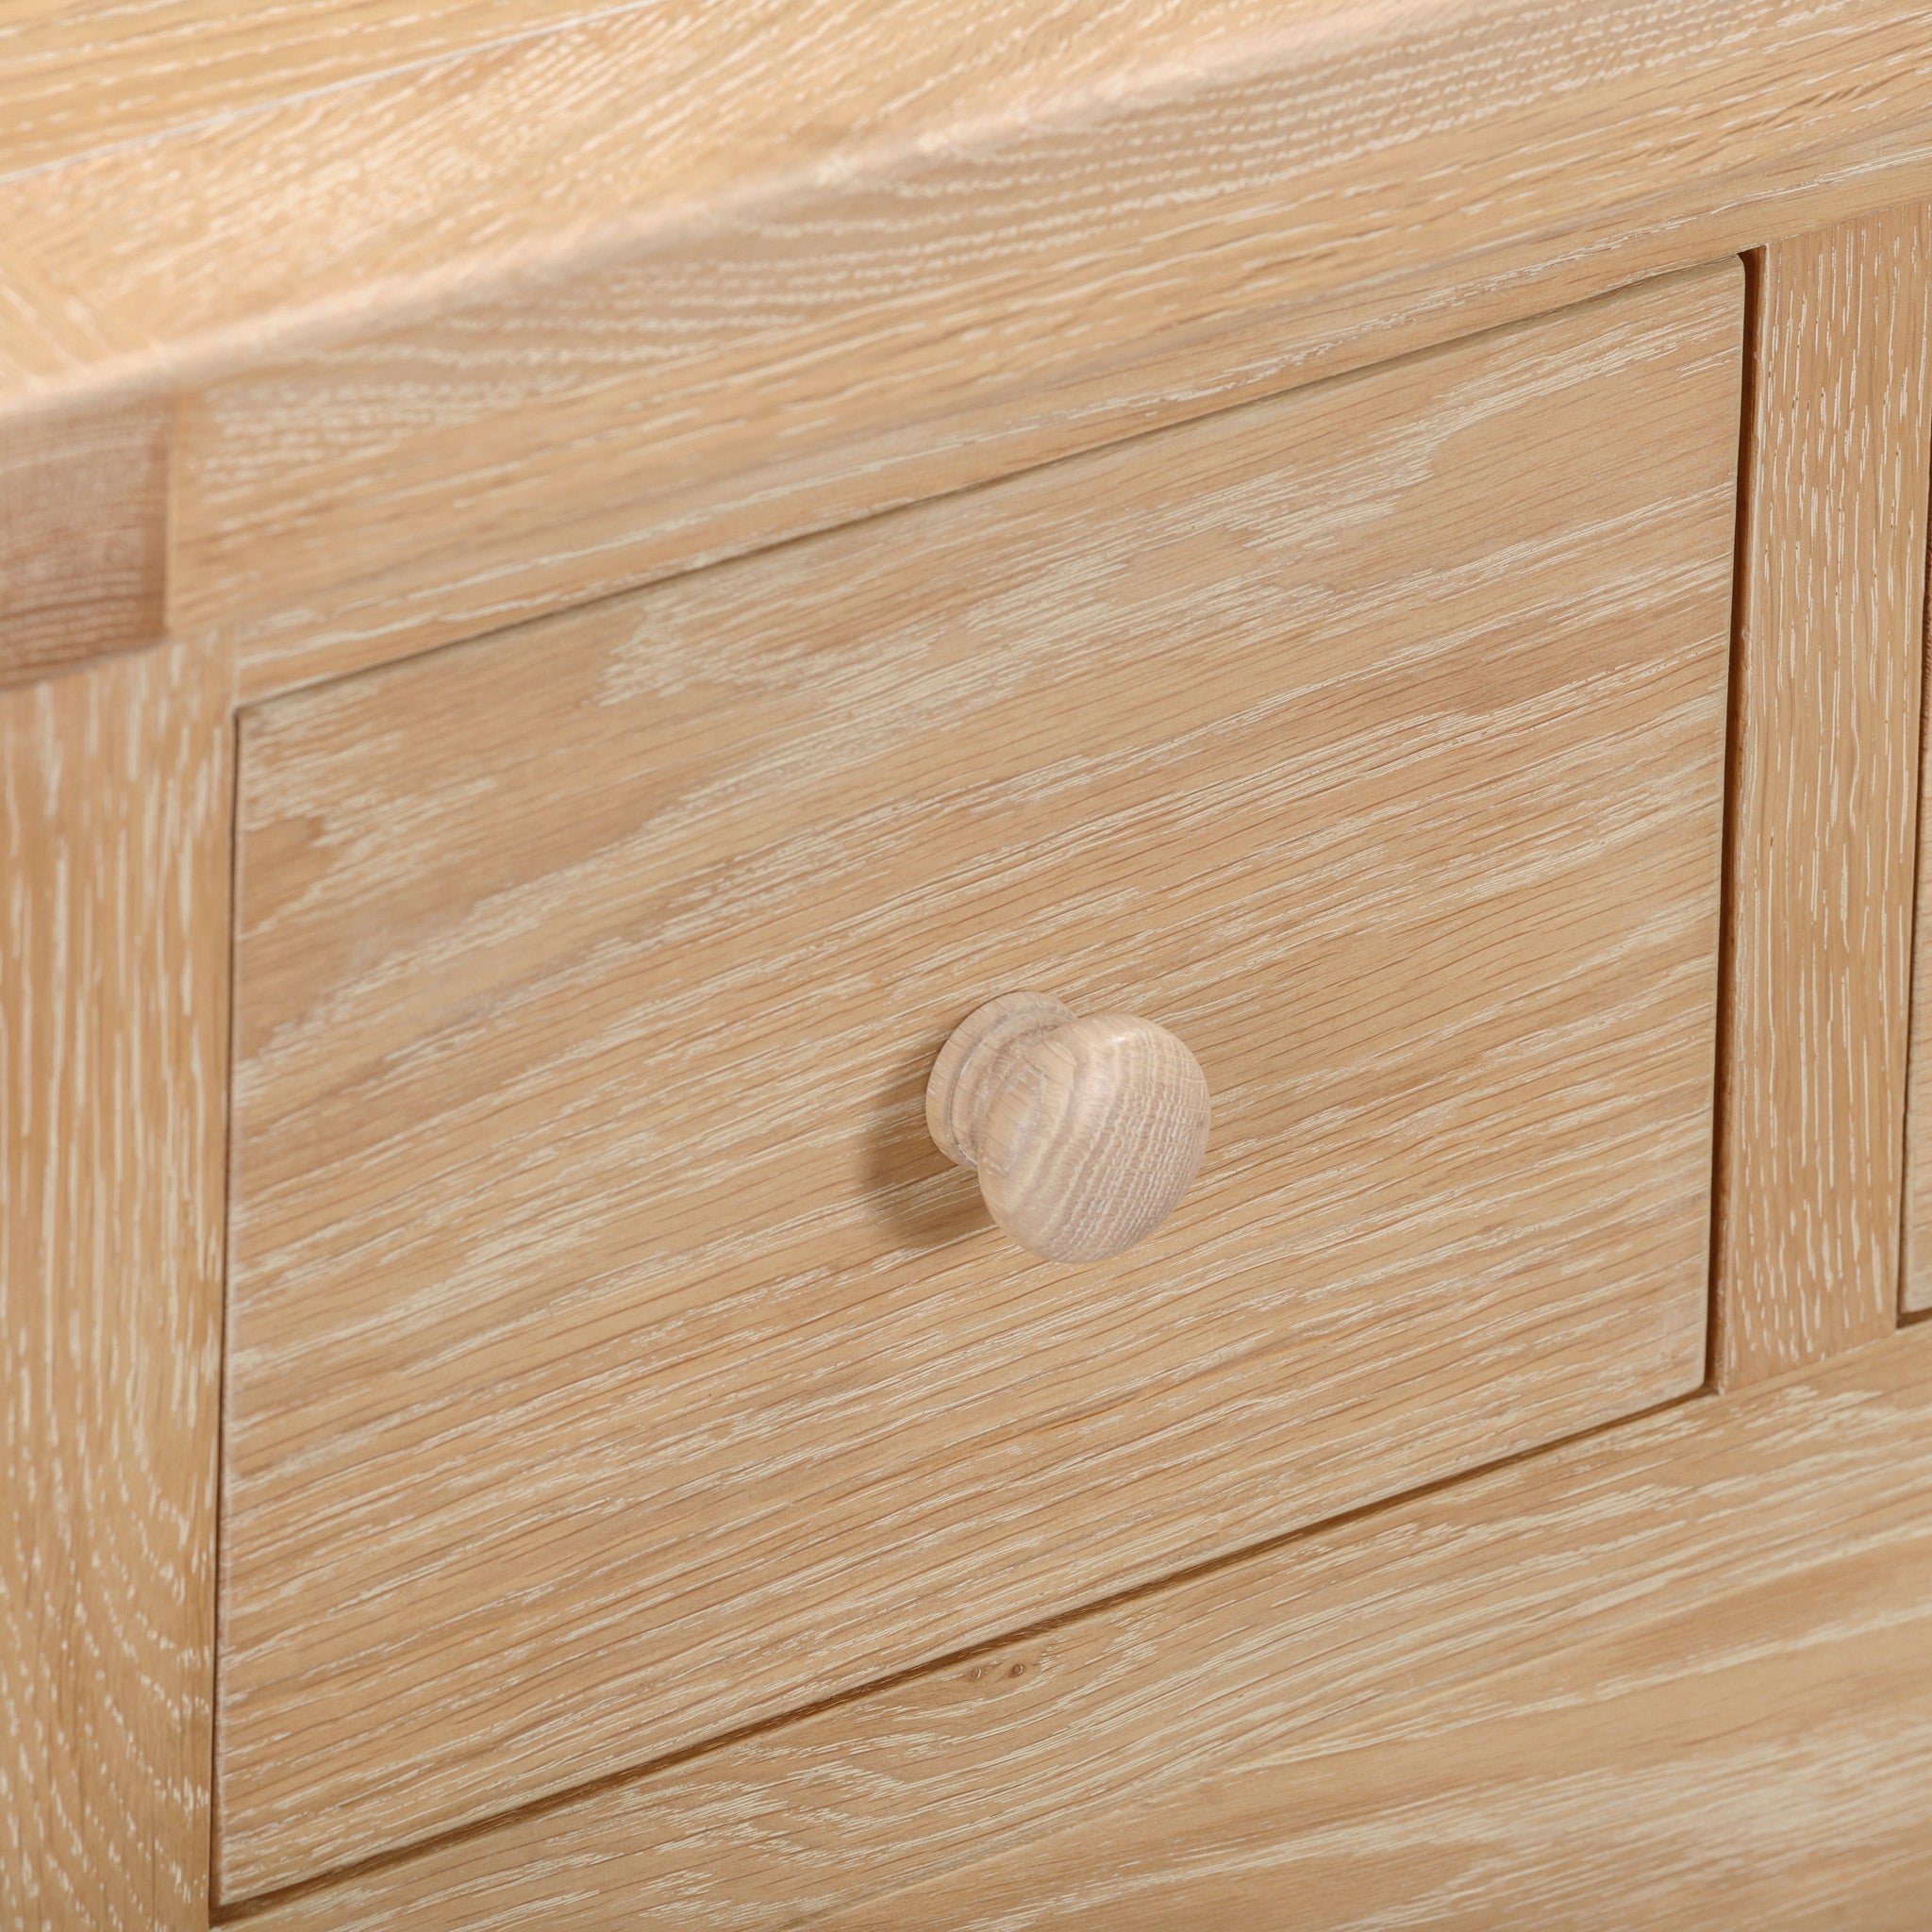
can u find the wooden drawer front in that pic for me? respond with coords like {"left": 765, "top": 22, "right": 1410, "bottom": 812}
{"left": 218, "top": 261, "right": 1742, "bottom": 1898}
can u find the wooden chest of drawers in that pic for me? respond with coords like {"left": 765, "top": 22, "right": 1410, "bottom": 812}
{"left": 6, "top": 7, "right": 1932, "bottom": 1929}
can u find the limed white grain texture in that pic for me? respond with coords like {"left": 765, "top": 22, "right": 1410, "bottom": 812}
{"left": 0, "top": 2, "right": 1924, "bottom": 693}
{"left": 1718, "top": 207, "right": 1932, "bottom": 1374}
{"left": 217, "top": 266, "right": 1740, "bottom": 1897}
{"left": 240, "top": 1329, "right": 1932, "bottom": 1930}
{"left": 0, "top": 643, "right": 231, "bottom": 1927}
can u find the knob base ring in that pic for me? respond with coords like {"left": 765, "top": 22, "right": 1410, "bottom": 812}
{"left": 924, "top": 990, "right": 1073, "bottom": 1169}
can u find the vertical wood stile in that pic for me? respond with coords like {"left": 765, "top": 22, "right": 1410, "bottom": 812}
{"left": 0, "top": 643, "right": 231, "bottom": 1926}
{"left": 1715, "top": 207, "right": 1932, "bottom": 1384}
{"left": 1905, "top": 383, "right": 1932, "bottom": 1313}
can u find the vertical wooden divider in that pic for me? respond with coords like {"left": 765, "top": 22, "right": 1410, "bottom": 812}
{"left": 0, "top": 640, "right": 232, "bottom": 1926}
{"left": 1714, "top": 206, "right": 1932, "bottom": 1385}
{"left": 1907, "top": 415, "right": 1932, "bottom": 1313}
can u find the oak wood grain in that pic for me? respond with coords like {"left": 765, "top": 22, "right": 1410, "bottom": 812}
{"left": 1900, "top": 257, "right": 1932, "bottom": 1315}
{"left": 818, "top": 1360, "right": 1932, "bottom": 1930}
{"left": 0, "top": 1, "right": 1923, "bottom": 693}
{"left": 0, "top": 1, "right": 654, "bottom": 178}
{"left": 216, "top": 266, "right": 1741, "bottom": 1898}
{"left": 0, "top": 642, "right": 231, "bottom": 1927}
{"left": 9, "top": 0, "right": 1920, "bottom": 406}
{"left": 181, "top": 0, "right": 1932, "bottom": 702}
{"left": 1714, "top": 207, "right": 1932, "bottom": 1381}
{"left": 236, "top": 1326, "right": 1932, "bottom": 1931}
{"left": 0, "top": 398, "right": 169, "bottom": 684}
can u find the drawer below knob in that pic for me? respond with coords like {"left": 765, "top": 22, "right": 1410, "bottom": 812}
{"left": 925, "top": 990, "right": 1210, "bottom": 1263}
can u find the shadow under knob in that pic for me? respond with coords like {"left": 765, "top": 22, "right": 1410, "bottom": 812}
{"left": 924, "top": 990, "right": 1211, "bottom": 1263}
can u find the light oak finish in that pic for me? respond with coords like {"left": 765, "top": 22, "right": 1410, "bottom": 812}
{"left": 2, "top": 13, "right": 1928, "bottom": 1926}
{"left": 238, "top": 1328, "right": 1932, "bottom": 1931}
{"left": 1901, "top": 269, "right": 1932, "bottom": 1314}
{"left": 0, "top": 1, "right": 655, "bottom": 176}
{"left": 0, "top": 399, "right": 169, "bottom": 684}
{"left": 0, "top": 643, "right": 231, "bottom": 1928}
{"left": 180, "top": 0, "right": 1932, "bottom": 702}
{"left": 925, "top": 991, "right": 1211, "bottom": 1263}
{"left": 0, "top": 3, "right": 1926, "bottom": 696}
{"left": 215, "top": 267, "right": 1741, "bottom": 1899}
{"left": 822, "top": 1350, "right": 1932, "bottom": 1932}
{"left": 1715, "top": 208, "right": 1932, "bottom": 1380}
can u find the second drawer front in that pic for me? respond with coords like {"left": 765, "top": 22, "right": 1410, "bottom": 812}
{"left": 218, "top": 260, "right": 1743, "bottom": 1896}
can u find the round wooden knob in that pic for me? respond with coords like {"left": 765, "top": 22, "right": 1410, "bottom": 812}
{"left": 925, "top": 991, "right": 1210, "bottom": 1263}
